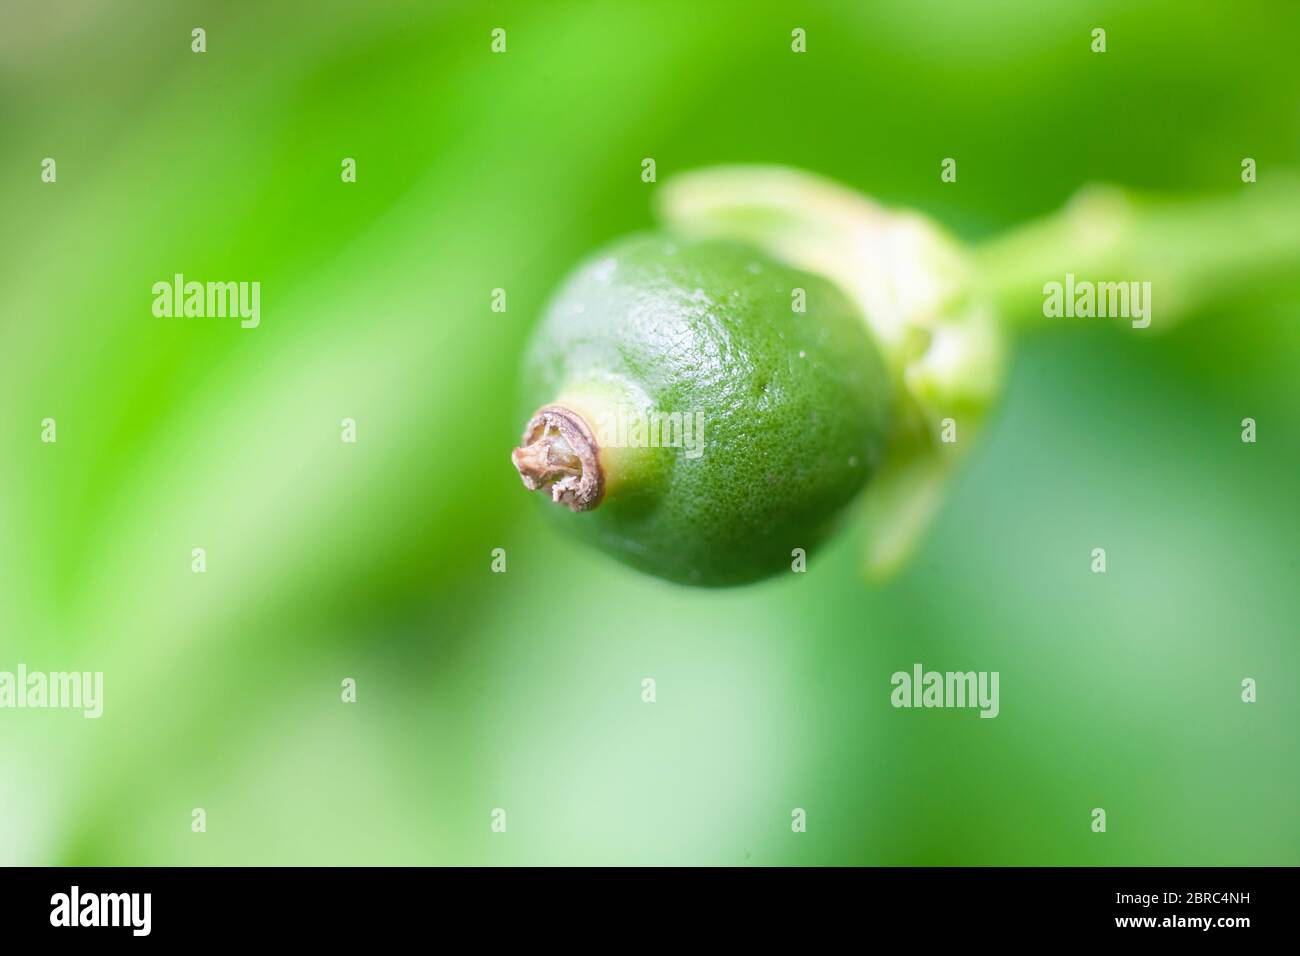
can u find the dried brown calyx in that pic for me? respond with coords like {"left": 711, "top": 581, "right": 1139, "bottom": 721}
{"left": 511, "top": 404, "right": 604, "bottom": 511}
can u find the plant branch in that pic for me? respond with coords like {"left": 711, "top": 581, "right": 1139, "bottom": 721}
{"left": 976, "top": 176, "right": 1300, "bottom": 334}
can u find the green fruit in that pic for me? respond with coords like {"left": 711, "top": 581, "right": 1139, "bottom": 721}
{"left": 513, "top": 233, "right": 893, "bottom": 586}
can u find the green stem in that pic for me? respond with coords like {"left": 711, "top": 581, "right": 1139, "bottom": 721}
{"left": 976, "top": 176, "right": 1300, "bottom": 334}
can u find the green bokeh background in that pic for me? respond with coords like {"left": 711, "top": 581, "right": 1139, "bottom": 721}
{"left": 1, "top": 0, "right": 1296, "bottom": 865}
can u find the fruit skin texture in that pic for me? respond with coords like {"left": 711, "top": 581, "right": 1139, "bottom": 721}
{"left": 520, "top": 233, "right": 893, "bottom": 586}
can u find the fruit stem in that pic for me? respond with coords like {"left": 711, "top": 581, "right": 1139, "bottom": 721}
{"left": 512, "top": 404, "right": 604, "bottom": 511}
{"left": 976, "top": 176, "right": 1300, "bottom": 333}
